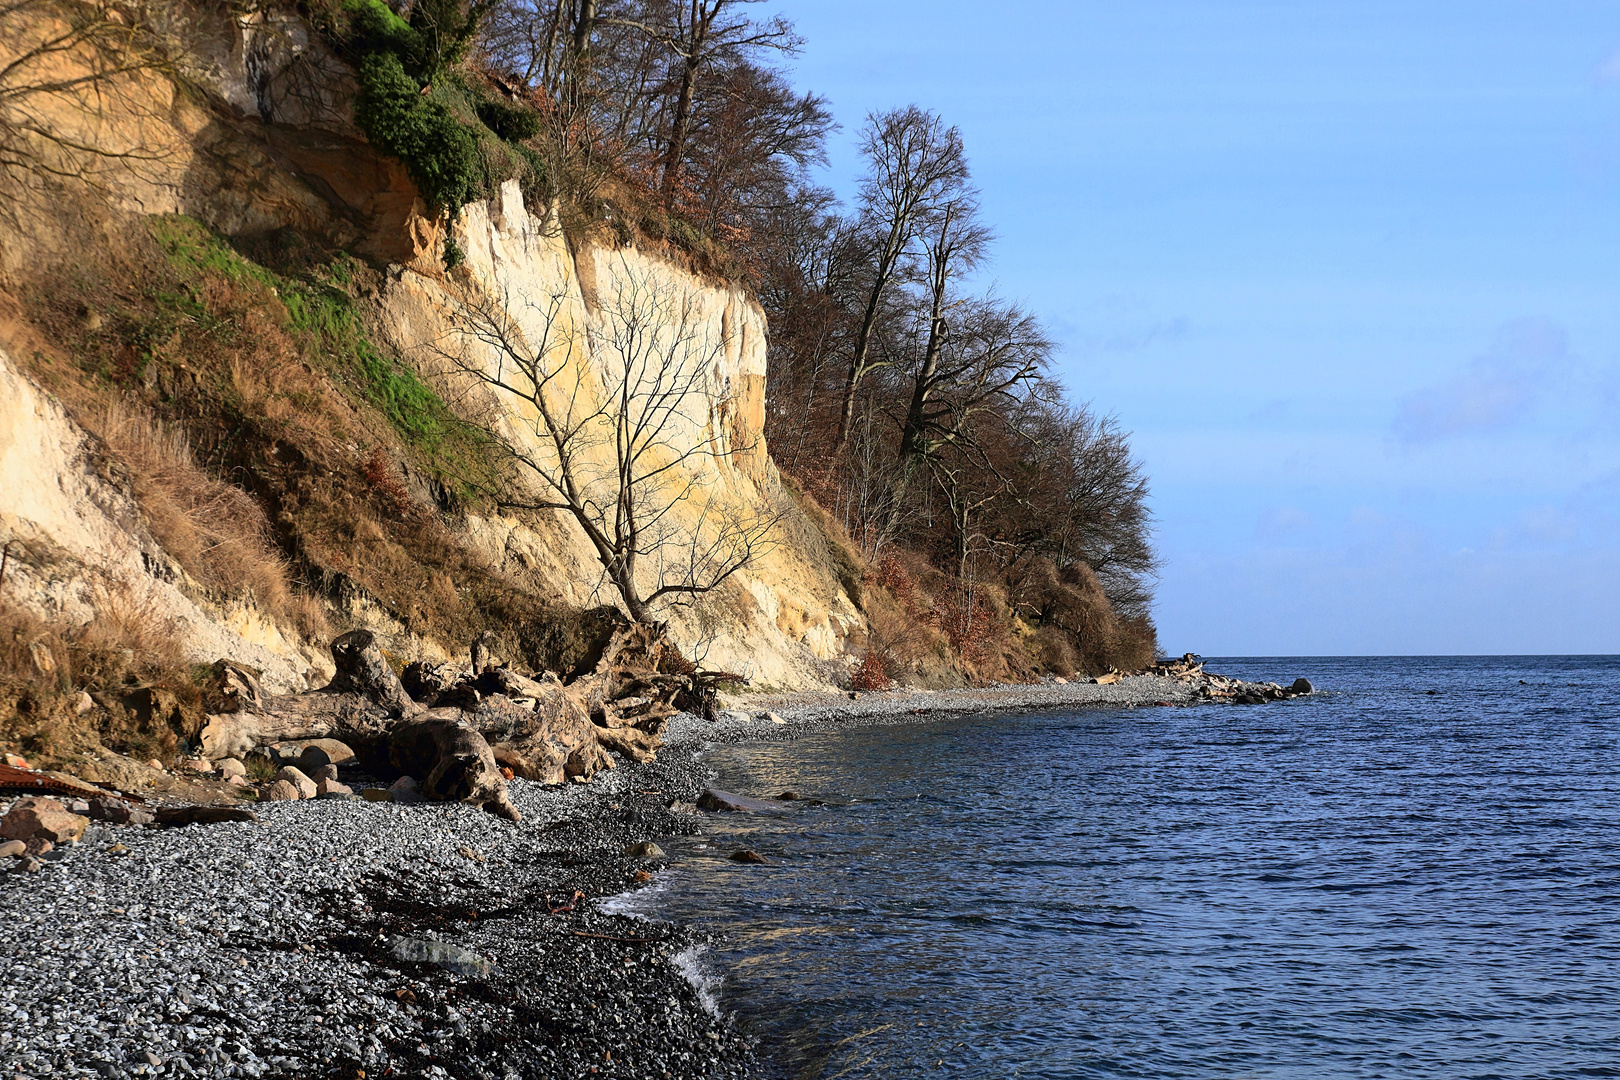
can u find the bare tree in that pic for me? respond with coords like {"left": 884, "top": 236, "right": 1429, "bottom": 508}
{"left": 432, "top": 254, "right": 779, "bottom": 624}
{"left": 0, "top": 0, "right": 173, "bottom": 206}
{"left": 832, "top": 106, "right": 968, "bottom": 455}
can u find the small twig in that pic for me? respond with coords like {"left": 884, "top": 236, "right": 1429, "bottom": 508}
{"left": 546, "top": 890, "right": 585, "bottom": 914}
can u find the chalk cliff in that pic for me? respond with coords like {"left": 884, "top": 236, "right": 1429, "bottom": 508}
{"left": 0, "top": 1, "right": 860, "bottom": 694}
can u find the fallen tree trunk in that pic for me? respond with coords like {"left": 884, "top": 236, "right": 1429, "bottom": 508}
{"left": 224, "top": 623, "right": 704, "bottom": 813}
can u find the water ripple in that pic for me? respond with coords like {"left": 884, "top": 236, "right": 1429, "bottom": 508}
{"left": 651, "top": 656, "right": 1620, "bottom": 1078}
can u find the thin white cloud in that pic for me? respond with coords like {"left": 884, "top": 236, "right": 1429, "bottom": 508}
{"left": 1391, "top": 318, "right": 1567, "bottom": 443}
{"left": 1596, "top": 45, "right": 1620, "bottom": 83}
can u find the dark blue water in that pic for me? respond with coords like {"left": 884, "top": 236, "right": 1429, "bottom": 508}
{"left": 640, "top": 657, "right": 1620, "bottom": 1078}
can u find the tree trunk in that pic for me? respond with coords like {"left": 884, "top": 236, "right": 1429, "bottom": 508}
{"left": 832, "top": 227, "right": 907, "bottom": 455}
{"left": 660, "top": 55, "right": 698, "bottom": 199}
{"left": 660, "top": 1, "right": 715, "bottom": 200}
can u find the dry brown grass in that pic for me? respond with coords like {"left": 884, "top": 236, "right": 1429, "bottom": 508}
{"left": 1008, "top": 557, "right": 1157, "bottom": 675}
{"left": 0, "top": 581, "right": 200, "bottom": 766}
{"left": 84, "top": 402, "right": 328, "bottom": 640}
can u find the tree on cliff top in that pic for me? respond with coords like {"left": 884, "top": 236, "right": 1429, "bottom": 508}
{"left": 427, "top": 254, "right": 779, "bottom": 625}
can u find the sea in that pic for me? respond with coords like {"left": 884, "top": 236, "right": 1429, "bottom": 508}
{"left": 627, "top": 656, "right": 1620, "bottom": 1079}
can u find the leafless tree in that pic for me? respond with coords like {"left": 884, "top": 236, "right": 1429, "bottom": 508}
{"left": 0, "top": 0, "right": 174, "bottom": 208}
{"left": 431, "top": 255, "right": 779, "bottom": 624}
{"left": 832, "top": 106, "right": 968, "bottom": 455}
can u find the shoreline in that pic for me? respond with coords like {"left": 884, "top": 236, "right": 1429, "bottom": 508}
{"left": 1, "top": 673, "right": 1286, "bottom": 1079}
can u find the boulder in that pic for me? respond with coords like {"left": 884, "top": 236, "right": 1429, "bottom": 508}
{"left": 360, "top": 787, "right": 392, "bottom": 802}
{"left": 765, "top": 712, "right": 787, "bottom": 725}
{"left": 287, "top": 739, "right": 355, "bottom": 767}
{"left": 390, "top": 936, "right": 490, "bottom": 978}
{"left": 261, "top": 779, "right": 301, "bottom": 802}
{"left": 298, "top": 744, "right": 334, "bottom": 771}
{"left": 316, "top": 778, "right": 352, "bottom": 797}
{"left": 272, "top": 767, "right": 317, "bottom": 800}
{"left": 217, "top": 758, "right": 247, "bottom": 781}
{"left": 23, "top": 838, "right": 53, "bottom": 857}
{"left": 312, "top": 763, "right": 339, "bottom": 782}
{"left": 1290, "top": 678, "right": 1314, "bottom": 695}
{"left": 200, "top": 714, "right": 260, "bottom": 762}
{"left": 388, "top": 775, "right": 424, "bottom": 804}
{"left": 729, "top": 849, "right": 767, "bottom": 864}
{"left": 624, "top": 841, "right": 664, "bottom": 858}
{"left": 0, "top": 840, "right": 24, "bottom": 858}
{"left": 0, "top": 797, "right": 89, "bottom": 844}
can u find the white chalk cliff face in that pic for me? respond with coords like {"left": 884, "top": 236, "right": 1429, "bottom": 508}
{"left": 372, "top": 183, "right": 860, "bottom": 686}
{"left": 0, "top": 346, "right": 320, "bottom": 693}
{"left": 0, "top": 3, "right": 861, "bottom": 689}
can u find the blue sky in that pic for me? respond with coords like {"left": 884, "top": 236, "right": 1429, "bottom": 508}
{"left": 776, "top": 0, "right": 1620, "bottom": 655}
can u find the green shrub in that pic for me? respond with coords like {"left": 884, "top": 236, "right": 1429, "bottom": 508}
{"left": 475, "top": 99, "right": 541, "bottom": 142}
{"left": 353, "top": 52, "right": 485, "bottom": 212}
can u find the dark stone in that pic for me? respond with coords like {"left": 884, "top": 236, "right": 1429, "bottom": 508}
{"left": 154, "top": 806, "right": 259, "bottom": 827}
{"left": 697, "top": 788, "right": 792, "bottom": 813}
{"left": 1290, "top": 678, "right": 1314, "bottom": 695}
{"left": 87, "top": 798, "right": 155, "bottom": 826}
{"left": 297, "top": 744, "right": 333, "bottom": 770}
{"left": 729, "top": 849, "right": 767, "bottom": 864}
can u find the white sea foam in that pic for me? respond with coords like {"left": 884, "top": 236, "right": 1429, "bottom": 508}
{"left": 670, "top": 944, "right": 723, "bottom": 1017}
{"left": 594, "top": 875, "right": 670, "bottom": 919}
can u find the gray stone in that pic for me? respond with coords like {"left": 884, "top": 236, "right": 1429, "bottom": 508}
{"left": 388, "top": 776, "right": 424, "bottom": 804}
{"left": 389, "top": 937, "right": 491, "bottom": 978}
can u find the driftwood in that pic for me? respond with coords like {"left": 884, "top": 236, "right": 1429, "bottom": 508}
{"left": 213, "top": 621, "right": 725, "bottom": 814}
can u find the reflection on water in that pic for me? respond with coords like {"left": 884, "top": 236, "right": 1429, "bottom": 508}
{"left": 648, "top": 656, "right": 1620, "bottom": 1079}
